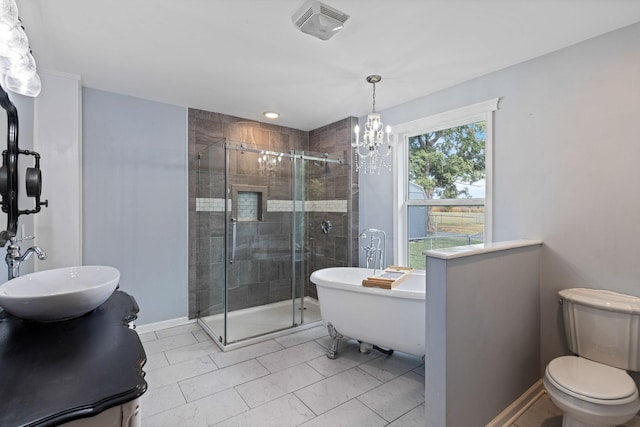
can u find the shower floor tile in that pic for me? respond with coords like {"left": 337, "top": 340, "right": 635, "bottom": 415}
{"left": 199, "top": 297, "right": 322, "bottom": 345}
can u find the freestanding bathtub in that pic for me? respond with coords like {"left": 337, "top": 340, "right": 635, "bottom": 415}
{"left": 310, "top": 267, "right": 425, "bottom": 359}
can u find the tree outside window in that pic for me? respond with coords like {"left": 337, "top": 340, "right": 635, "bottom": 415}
{"left": 407, "top": 121, "right": 486, "bottom": 268}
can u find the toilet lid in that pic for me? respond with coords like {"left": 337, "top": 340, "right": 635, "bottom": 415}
{"left": 547, "top": 356, "right": 637, "bottom": 403}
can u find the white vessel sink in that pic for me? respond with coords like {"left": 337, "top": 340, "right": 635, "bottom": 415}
{"left": 0, "top": 266, "right": 120, "bottom": 322}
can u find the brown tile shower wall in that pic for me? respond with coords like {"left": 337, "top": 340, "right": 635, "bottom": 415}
{"left": 305, "top": 117, "right": 359, "bottom": 299}
{"left": 188, "top": 109, "right": 358, "bottom": 318}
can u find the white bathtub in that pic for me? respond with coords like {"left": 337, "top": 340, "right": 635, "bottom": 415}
{"left": 310, "top": 267, "right": 425, "bottom": 359}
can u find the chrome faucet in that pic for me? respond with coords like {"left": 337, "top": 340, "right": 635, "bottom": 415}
{"left": 5, "top": 235, "right": 47, "bottom": 280}
{"left": 359, "top": 228, "right": 386, "bottom": 274}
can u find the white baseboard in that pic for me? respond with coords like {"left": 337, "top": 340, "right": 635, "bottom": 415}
{"left": 486, "top": 379, "right": 544, "bottom": 427}
{"left": 134, "top": 317, "right": 195, "bottom": 334}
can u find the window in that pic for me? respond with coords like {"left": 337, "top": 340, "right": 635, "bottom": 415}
{"left": 392, "top": 99, "right": 499, "bottom": 269}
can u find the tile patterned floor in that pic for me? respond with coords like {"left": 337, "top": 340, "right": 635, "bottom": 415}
{"left": 139, "top": 323, "right": 426, "bottom": 426}
{"left": 139, "top": 322, "right": 640, "bottom": 427}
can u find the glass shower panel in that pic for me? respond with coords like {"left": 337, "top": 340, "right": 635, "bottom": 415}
{"left": 195, "top": 142, "right": 227, "bottom": 343}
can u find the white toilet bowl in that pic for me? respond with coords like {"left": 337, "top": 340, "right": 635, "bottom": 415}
{"left": 543, "top": 356, "right": 640, "bottom": 427}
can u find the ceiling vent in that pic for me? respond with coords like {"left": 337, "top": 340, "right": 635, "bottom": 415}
{"left": 292, "top": 1, "right": 349, "bottom": 41}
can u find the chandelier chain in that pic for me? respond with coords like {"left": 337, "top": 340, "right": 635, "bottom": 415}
{"left": 372, "top": 82, "right": 376, "bottom": 113}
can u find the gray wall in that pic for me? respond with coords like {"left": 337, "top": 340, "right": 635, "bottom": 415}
{"left": 83, "top": 88, "right": 188, "bottom": 324}
{"left": 361, "top": 22, "right": 640, "bottom": 373}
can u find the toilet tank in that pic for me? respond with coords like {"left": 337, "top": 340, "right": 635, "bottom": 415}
{"left": 560, "top": 288, "right": 640, "bottom": 371}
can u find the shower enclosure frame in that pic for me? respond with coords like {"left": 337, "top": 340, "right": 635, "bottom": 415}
{"left": 195, "top": 139, "right": 351, "bottom": 350}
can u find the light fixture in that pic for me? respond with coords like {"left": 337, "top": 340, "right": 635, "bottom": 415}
{"left": 0, "top": 0, "right": 41, "bottom": 97}
{"left": 263, "top": 111, "right": 279, "bottom": 119}
{"left": 353, "top": 75, "right": 392, "bottom": 175}
{"left": 258, "top": 150, "right": 284, "bottom": 176}
{"left": 292, "top": 0, "right": 349, "bottom": 41}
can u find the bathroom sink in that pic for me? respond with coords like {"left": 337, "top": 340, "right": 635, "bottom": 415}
{"left": 0, "top": 266, "right": 120, "bottom": 322}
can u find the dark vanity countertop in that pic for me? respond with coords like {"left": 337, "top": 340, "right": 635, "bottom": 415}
{"left": 0, "top": 291, "right": 147, "bottom": 427}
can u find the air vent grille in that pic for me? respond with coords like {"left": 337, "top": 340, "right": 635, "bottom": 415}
{"left": 319, "top": 5, "right": 348, "bottom": 23}
{"left": 295, "top": 7, "right": 314, "bottom": 28}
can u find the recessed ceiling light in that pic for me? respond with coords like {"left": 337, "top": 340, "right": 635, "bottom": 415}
{"left": 264, "top": 112, "right": 280, "bottom": 119}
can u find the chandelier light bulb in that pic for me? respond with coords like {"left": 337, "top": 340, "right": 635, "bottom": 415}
{"left": 5, "top": 72, "right": 41, "bottom": 97}
{"left": 7, "top": 51, "right": 36, "bottom": 80}
{"left": 0, "top": 23, "right": 29, "bottom": 58}
{"left": 0, "top": 55, "right": 11, "bottom": 72}
{"left": 0, "top": 0, "right": 19, "bottom": 29}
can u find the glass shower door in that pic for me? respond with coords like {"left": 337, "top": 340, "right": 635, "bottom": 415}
{"left": 291, "top": 154, "right": 307, "bottom": 326}
{"left": 224, "top": 144, "right": 297, "bottom": 344}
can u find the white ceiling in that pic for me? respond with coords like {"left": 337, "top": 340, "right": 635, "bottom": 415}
{"left": 15, "top": 0, "right": 640, "bottom": 131}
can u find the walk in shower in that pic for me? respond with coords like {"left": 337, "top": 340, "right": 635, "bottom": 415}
{"left": 195, "top": 138, "right": 353, "bottom": 349}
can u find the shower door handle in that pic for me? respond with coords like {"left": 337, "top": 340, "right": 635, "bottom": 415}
{"left": 230, "top": 217, "right": 237, "bottom": 264}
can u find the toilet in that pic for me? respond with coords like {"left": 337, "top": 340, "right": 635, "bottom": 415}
{"left": 543, "top": 288, "right": 640, "bottom": 427}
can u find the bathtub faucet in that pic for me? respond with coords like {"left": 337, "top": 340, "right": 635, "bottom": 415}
{"left": 359, "top": 228, "right": 386, "bottom": 274}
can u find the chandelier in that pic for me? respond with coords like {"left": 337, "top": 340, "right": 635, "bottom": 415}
{"left": 352, "top": 75, "right": 392, "bottom": 174}
{"left": 258, "top": 150, "right": 284, "bottom": 176}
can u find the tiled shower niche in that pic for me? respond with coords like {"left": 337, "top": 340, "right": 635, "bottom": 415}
{"left": 232, "top": 186, "right": 266, "bottom": 222}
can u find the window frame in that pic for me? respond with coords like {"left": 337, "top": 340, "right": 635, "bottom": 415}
{"left": 392, "top": 98, "right": 500, "bottom": 266}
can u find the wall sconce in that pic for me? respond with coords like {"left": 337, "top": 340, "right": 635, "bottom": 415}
{"left": 0, "top": 0, "right": 41, "bottom": 97}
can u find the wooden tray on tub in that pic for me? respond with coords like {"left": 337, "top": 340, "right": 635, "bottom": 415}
{"left": 362, "top": 266, "right": 413, "bottom": 289}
